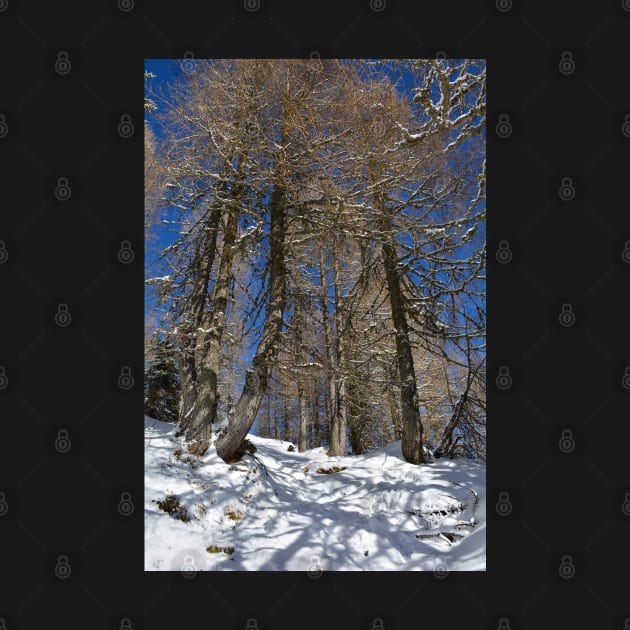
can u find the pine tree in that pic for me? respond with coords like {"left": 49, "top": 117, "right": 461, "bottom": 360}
{"left": 144, "top": 337, "right": 179, "bottom": 423}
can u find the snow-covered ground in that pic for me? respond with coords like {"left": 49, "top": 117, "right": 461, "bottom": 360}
{"left": 145, "top": 416, "right": 486, "bottom": 572}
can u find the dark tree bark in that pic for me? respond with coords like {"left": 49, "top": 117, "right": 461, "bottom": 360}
{"left": 347, "top": 380, "right": 369, "bottom": 455}
{"left": 297, "top": 378, "right": 307, "bottom": 452}
{"left": 184, "top": 205, "right": 240, "bottom": 444}
{"left": 177, "top": 206, "right": 222, "bottom": 437}
{"left": 292, "top": 299, "right": 309, "bottom": 453}
{"left": 328, "top": 247, "right": 347, "bottom": 456}
{"left": 318, "top": 246, "right": 338, "bottom": 453}
{"left": 216, "top": 180, "right": 288, "bottom": 463}
{"left": 379, "top": 203, "right": 425, "bottom": 465}
{"left": 388, "top": 389, "right": 402, "bottom": 441}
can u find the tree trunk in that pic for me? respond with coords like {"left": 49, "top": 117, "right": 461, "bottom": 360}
{"left": 177, "top": 206, "right": 222, "bottom": 435}
{"left": 273, "top": 392, "right": 279, "bottom": 440}
{"left": 177, "top": 337, "right": 198, "bottom": 436}
{"left": 292, "top": 299, "right": 308, "bottom": 453}
{"left": 313, "top": 387, "right": 321, "bottom": 448}
{"left": 216, "top": 181, "right": 287, "bottom": 463}
{"left": 380, "top": 207, "right": 425, "bottom": 464}
{"left": 318, "top": 245, "right": 338, "bottom": 453}
{"left": 298, "top": 378, "right": 307, "bottom": 452}
{"left": 282, "top": 380, "right": 291, "bottom": 442}
{"left": 328, "top": 248, "right": 347, "bottom": 456}
{"left": 185, "top": 205, "right": 240, "bottom": 444}
{"left": 389, "top": 391, "right": 402, "bottom": 441}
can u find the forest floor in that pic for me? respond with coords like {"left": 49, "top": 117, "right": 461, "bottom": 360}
{"left": 144, "top": 416, "right": 486, "bottom": 571}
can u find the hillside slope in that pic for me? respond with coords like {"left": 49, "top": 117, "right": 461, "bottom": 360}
{"left": 145, "top": 416, "right": 486, "bottom": 572}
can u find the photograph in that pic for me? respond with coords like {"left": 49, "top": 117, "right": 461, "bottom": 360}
{"left": 144, "top": 58, "right": 486, "bottom": 572}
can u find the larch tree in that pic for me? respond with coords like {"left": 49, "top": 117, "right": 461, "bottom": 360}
{"left": 147, "top": 60, "right": 273, "bottom": 453}
{"left": 145, "top": 58, "right": 485, "bottom": 465}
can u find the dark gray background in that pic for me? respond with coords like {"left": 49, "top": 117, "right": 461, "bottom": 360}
{"left": 1, "top": 0, "right": 629, "bottom": 628}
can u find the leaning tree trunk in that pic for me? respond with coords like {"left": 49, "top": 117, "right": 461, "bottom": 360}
{"left": 379, "top": 205, "right": 425, "bottom": 465}
{"left": 216, "top": 181, "right": 287, "bottom": 463}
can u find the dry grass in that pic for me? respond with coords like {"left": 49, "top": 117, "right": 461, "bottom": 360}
{"left": 316, "top": 465, "right": 346, "bottom": 474}
{"left": 206, "top": 545, "right": 235, "bottom": 555}
{"left": 153, "top": 494, "right": 192, "bottom": 523}
{"left": 224, "top": 507, "right": 243, "bottom": 522}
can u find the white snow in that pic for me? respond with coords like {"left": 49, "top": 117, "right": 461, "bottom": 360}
{"left": 145, "top": 416, "right": 485, "bottom": 572}
{"left": 144, "top": 275, "right": 172, "bottom": 285}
